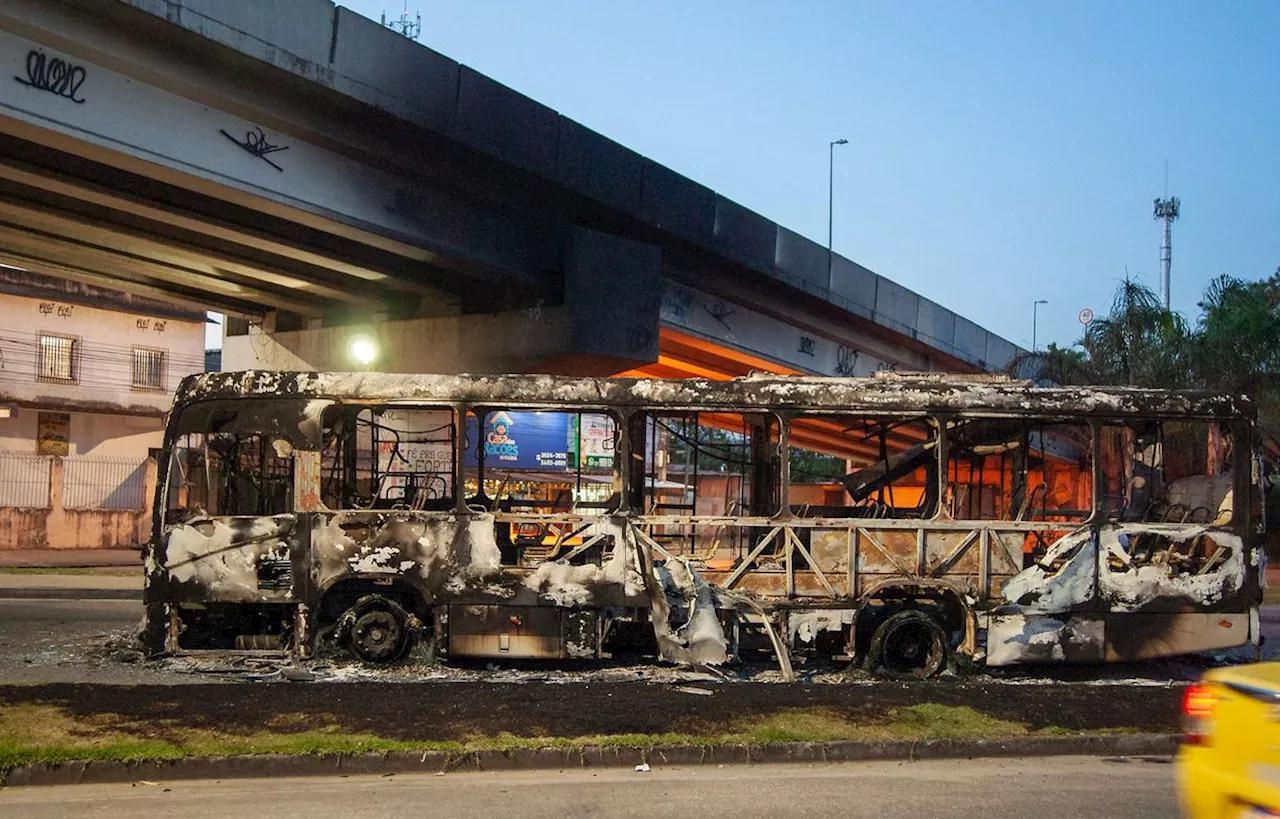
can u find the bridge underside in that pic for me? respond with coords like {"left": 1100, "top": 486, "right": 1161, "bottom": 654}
{"left": 0, "top": 128, "right": 496, "bottom": 321}
{"left": 0, "top": 0, "right": 1016, "bottom": 382}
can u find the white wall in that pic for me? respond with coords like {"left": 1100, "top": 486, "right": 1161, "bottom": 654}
{"left": 0, "top": 410, "right": 162, "bottom": 456}
{"left": 0, "top": 290, "right": 205, "bottom": 415}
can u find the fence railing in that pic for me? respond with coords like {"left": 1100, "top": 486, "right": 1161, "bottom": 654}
{"left": 0, "top": 453, "right": 51, "bottom": 508}
{"left": 0, "top": 452, "right": 150, "bottom": 511}
{"left": 63, "top": 456, "right": 148, "bottom": 510}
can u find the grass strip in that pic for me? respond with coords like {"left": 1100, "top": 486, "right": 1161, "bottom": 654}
{"left": 0, "top": 701, "right": 1134, "bottom": 773}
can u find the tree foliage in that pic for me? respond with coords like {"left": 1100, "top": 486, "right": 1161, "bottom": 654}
{"left": 1012, "top": 271, "right": 1280, "bottom": 437}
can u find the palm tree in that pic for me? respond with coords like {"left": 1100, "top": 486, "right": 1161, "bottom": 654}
{"left": 1193, "top": 272, "right": 1280, "bottom": 435}
{"left": 1081, "top": 279, "right": 1190, "bottom": 387}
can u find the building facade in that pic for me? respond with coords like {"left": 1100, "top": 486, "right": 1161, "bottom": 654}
{"left": 0, "top": 270, "right": 205, "bottom": 549}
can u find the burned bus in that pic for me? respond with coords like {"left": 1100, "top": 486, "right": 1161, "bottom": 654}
{"left": 141, "top": 370, "right": 1263, "bottom": 677}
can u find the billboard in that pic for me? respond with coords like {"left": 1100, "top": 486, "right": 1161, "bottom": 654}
{"left": 465, "top": 411, "right": 616, "bottom": 471}
{"left": 467, "top": 411, "right": 571, "bottom": 470}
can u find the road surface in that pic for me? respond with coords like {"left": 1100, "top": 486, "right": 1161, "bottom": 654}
{"left": 0, "top": 755, "right": 1178, "bottom": 819}
{"left": 4, "top": 596, "right": 1271, "bottom": 686}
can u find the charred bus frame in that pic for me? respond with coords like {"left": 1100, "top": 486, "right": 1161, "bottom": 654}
{"left": 142, "top": 371, "right": 1263, "bottom": 677}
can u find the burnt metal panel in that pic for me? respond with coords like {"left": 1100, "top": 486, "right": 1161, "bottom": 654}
{"left": 873, "top": 276, "right": 919, "bottom": 336}
{"left": 555, "top": 118, "right": 643, "bottom": 215}
{"left": 953, "top": 315, "right": 988, "bottom": 366}
{"left": 774, "top": 227, "right": 829, "bottom": 293}
{"left": 640, "top": 161, "right": 715, "bottom": 245}
{"left": 829, "top": 255, "right": 876, "bottom": 319}
{"left": 713, "top": 197, "right": 777, "bottom": 274}
{"left": 454, "top": 67, "right": 559, "bottom": 177}
{"left": 915, "top": 298, "right": 956, "bottom": 354}
{"left": 564, "top": 227, "right": 662, "bottom": 366}
{"left": 331, "top": 9, "right": 458, "bottom": 133}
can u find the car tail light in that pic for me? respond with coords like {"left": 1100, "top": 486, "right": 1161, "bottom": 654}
{"left": 1182, "top": 682, "right": 1217, "bottom": 745}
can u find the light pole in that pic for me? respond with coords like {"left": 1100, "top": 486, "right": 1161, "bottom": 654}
{"left": 828, "top": 138, "right": 848, "bottom": 276}
{"left": 1032, "top": 299, "right": 1048, "bottom": 352}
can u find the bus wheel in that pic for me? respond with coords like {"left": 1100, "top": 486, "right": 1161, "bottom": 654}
{"left": 345, "top": 595, "right": 413, "bottom": 664}
{"left": 865, "top": 610, "right": 948, "bottom": 679}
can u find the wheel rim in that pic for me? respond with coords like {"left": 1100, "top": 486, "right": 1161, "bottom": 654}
{"left": 881, "top": 619, "right": 944, "bottom": 677}
{"left": 352, "top": 608, "right": 403, "bottom": 662}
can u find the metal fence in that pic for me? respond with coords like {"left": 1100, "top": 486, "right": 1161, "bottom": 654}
{"left": 63, "top": 456, "right": 148, "bottom": 510}
{"left": 0, "top": 453, "right": 52, "bottom": 508}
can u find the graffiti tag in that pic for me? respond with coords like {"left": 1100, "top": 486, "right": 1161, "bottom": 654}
{"left": 219, "top": 126, "right": 289, "bottom": 172}
{"left": 14, "top": 50, "right": 86, "bottom": 104}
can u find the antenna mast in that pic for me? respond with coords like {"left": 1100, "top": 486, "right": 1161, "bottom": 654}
{"left": 1153, "top": 191, "right": 1180, "bottom": 310}
{"left": 381, "top": 3, "right": 421, "bottom": 40}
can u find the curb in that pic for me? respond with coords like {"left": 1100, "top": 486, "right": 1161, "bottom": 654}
{"left": 0, "top": 588, "right": 141, "bottom": 601}
{"left": 0, "top": 733, "right": 1179, "bottom": 787}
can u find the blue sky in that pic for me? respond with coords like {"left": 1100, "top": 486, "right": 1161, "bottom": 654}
{"left": 337, "top": 0, "right": 1280, "bottom": 352}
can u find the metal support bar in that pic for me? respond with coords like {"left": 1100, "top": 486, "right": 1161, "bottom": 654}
{"left": 856, "top": 527, "right": 915, "bottom": 577}
{"left": 847, "top": 527, "right": 857, "bottom": 597}
{"left": 722, "top": 526, "right": 784, "bottom": 589}
{"left": 980, "top": 527, "right": 991, "bottom": 598}
{"left": 785, "top": 528, "right": 840, "bottom": 597}
{"left": 928, "top": 529, "right": 980, "bottom": 578}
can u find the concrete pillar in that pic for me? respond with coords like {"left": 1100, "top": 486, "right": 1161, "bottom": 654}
{"left": 140, "top": 454, "right": 159, "bottom": 546}
{"left": 45, "top": 456, "right": 68, "bottom": 549}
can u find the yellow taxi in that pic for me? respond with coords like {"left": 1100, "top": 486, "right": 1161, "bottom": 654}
{"left": 1177, "top": 662, "right": 1280, "bottom": 818}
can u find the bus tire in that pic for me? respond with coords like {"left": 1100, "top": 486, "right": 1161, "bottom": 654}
{"left": 344, "top": 595, "right": 414, "bottom": 664}
{"left": 864, "top": 609, "right": 948, "bottom": 679}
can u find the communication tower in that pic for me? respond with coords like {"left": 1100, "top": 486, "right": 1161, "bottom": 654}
{"left": 381, "top": 5, "right": 422, "bottom": 41}
{"left": 1153, "top": 195, "right": 1180, "bottom": 310}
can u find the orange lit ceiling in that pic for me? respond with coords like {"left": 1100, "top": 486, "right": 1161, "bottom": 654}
{"left": 619, "top": 329, "right": 922, "bottom": 463}
{"left": 615, "top": 328, "right": 803, "bottom": 380}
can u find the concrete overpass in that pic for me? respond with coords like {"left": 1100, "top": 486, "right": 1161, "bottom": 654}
{"left": 0, "top": 0, "right": 1023, "bottom": 380}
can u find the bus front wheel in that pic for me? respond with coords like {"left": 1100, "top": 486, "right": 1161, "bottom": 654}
{"left": 343, "top": 595, "right": 414, "bottom": 664}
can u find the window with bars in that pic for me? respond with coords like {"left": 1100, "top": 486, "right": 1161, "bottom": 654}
{"left": 37, "top": 334, "right": 76, "bottom": 383}
{"left": 132, "top": 347, "right": 166, "bottom": 390}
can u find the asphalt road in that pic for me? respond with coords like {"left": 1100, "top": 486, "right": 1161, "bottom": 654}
{"left": 0, "top": 599, "right": 157, "bottom": 685}
{"left": 0, "top": 756, "right": 1178, "bottom": 819}
{"left": 1, "top": 595, "right": 1276, "bottom": 687}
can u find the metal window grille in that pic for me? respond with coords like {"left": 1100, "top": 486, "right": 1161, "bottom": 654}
{"left": 37, "top": 334, "right": 76, "bottom": 383}
{"left": 132, "top": 347, "right": 166, "bottom": 390}
{"left": 0, "top": 453, "right": 52, "bottom": 508}
{"left": 63, "top": 456, "right": 148, "bottom": 510}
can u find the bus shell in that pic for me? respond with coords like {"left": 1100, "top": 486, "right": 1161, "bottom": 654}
{"left": 141, "top": 370, "right": 1262, "bottom": 677}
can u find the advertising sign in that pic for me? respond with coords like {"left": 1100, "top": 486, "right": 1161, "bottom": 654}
{"left": 467, "top": 411, "right": 572, "bottom": 470}
{"left": 37, "top": 411, "right": 70, "bottom": 456}
{"left": 374, "top": 409, "right": 454, "bottom": 499}
{"left": 573, "top": 413, "right": 615, "bottom": 469}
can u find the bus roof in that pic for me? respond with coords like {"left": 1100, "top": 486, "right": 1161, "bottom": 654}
{"left": 172, "top": 371, "right": 1254, "bottom": 421}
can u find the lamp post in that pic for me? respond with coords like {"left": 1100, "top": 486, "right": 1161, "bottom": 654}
{"left": 349, "top": 335, "right": 377, "bottom": 371}
{"left": 1032, "top": 299, "right": 1048, "bottom": 352}
{"left": 828, "top": 138, "right": 848, "bottom": 276}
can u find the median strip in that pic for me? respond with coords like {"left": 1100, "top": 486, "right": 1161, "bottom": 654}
{"left": 0, "top": 699, "right": 1175, "bottom": 786}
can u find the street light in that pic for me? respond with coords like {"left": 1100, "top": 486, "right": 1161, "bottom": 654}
{"left": 828, "top": 138, "right": 848, "bottom": 276}
{"left": 349, "top": 335, "right": 377, "bottom": 369}
{"left": 1032, "top": 300, "right": 1048, "bottom": 352}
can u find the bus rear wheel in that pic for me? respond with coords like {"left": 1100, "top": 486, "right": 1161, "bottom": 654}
{"left": 345, "top": 595, "right": 413, "bottom": 664}
{"left": 864, "top": 610, "right": 948, "bottom": 679}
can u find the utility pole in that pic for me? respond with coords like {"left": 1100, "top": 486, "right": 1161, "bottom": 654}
{"left": 828, "top": 138, "right": 847, "bottom": 278}
{"left": 1032, "top": 299, "right": 1048, "bottom": 352}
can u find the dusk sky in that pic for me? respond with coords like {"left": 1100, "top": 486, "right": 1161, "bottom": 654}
{"left": 338, "top": 0, "right": 1280, "bottom": 353}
